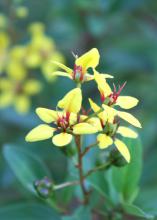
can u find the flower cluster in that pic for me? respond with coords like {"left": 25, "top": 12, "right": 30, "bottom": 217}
{"left": 0, "top": 20, "right": 64, "bottom": 114}
{"left": 25, "top": 48, "right": 141, "bottom": 162}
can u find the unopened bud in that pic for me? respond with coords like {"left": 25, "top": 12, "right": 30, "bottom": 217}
{"left": 109, "top": 149, "right": 128, "bottom": 167}
{"left": 34, "top": 176, "right": 53, "bottom": 198}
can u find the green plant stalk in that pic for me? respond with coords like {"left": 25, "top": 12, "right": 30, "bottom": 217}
{"left": 84, "top": 161, "right": 112, "bottom": 179}
{"left": 53, "top": 181, "right": 79, "bottom": 190}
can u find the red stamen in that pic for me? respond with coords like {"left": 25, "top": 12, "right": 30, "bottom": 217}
{"left": 109, "top": 81, "right": 127, "bottom": 104}
{"left": 100, "top": 93, "right": 105, "bottom": 103}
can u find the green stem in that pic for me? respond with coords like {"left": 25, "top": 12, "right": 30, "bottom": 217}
{"left": 84, "top": 161, "right": 112, "bottom": 179}
{"left": 53, "top": 181, "right": 79, "bottom": 190}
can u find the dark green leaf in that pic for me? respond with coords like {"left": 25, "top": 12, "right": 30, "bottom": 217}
{"left": 62, "top": 206, "right": 91, "bottom": 220}
{"left": 3, "top": 144, "right": 51, "bottom": 193}
{"left": 111, "top": 137, "right": 142, "bottom": 203}
{"left": 0, "top": 203, "right": 61, "bottom": 220}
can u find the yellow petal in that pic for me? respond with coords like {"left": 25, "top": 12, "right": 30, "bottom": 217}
{"left": 73, "top": 122, "right": 98, "bottom": 134}
{"left": 75, "top": 48, "right": 100, "bottom": 72}
{"left": 116, "top": 96, "right": 139, "bottom": 109}
{"left": 14, "top": 95, "right": 30, "bottom": 114}
{"left": 97, "top": 134, "right": 113, "bottom": 149}
{"left": 69, "top": 112, "right": 77, "bottom": 125}
{"left": 86, "top": 117, "right": 102, "bottom": 131}
{"left": 52, "top": 61, "right": 72, "bottom": 74}
{"left": 23, "top": 80, "right": 42, "bottom": 95}
{"left": 7, "top": 61, "right": 27, "bottom": 81}
{"left": 25, "top": 124, "right": 55, "bottom": 142}
{"left": 114, "top": 139, "right": 130, "bottom": 163}
{"left": 102, "top": 104, "right": 116, "bottom": 123}
{"left": 51, "top": 71, "right": 72, "bottom": 79}
{"left": 0, "top": 92, "right": 13, "bottom": 107}
{"left": 117, "top": 111, "right": 142, "bottom": 128}
{"left": 0, "top": 78, "right": 12, "bottom": 90}
{"left": 52, "top": 132, "right": 72, "bottom": 147}
{"left": 100, "top": 73, "right": 114, "bottom": 79}
{"left": 36, "top": 107, "right": 58, "bottom": 123}
{"left": 58, "top": 88, "right": 82, "bottom": 113}
{"left": 94, "top": 70, "right": 112, "bottom": 97}
{"left": 89, "top": 98, "right": 106, "bottom": 121}
{"left": 117, "top": 126, "right": 138, "bottom": 138}
{"left": 84, "top": 73, "right": 94, "bottom": 81}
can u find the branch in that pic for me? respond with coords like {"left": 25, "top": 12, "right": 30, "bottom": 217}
{"left": 81, "top": 141, "right": 98, "bottom": 157}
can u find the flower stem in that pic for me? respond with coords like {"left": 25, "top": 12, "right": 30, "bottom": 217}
{"left": 84, "top": 161, "right": 112, "bottom": 179}
{"left": 75, "top": 135, "right": 89, "bottom": 204}
{"left": 81, "top": 141, "right": 98, "bottom": 157}
{"left": 54, "top": 180, "right": 79, "bottom": 190}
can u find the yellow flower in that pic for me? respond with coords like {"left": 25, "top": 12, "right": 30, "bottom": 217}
{"left": 25, "top": 88, "right": 98, "bottom": 147}
{"left": 25, "top": 22, "right": 65, "bottom": 81}
{"left": 94, "top": 70, "right": 139, "bottom": 109}
{"left": 0, "top": 76, "right": 42, "bottom": 114}
{"left": 51, "top": 48, "right": 113, "bottom": 83}
{"left": 0, "top": 32, "right": 10, "bottom": 73}
{"left": 89, "top": 98, "right": 140, "bottom": 162}
{"left": 97, "top": 134, "right": 131, "bottom": 163}
{"left": 16, "top": 6, "right": 29, "bottom": 18}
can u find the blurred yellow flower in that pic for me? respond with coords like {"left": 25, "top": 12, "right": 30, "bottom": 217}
{"left": 0, "top": 75, "right": 42, "bottom": 114}
{"left": 51, "top": 48, "right": 113, "bottom": 83}
{"left": 25, "top": 88, "right": 98, "bottom": 146}
{"left": 0, "top": 13, "right": 7, "bottom": 29}
{"left": 0, "top": 32, "right": 10, "bottom": 73}
{"left": 25, "top": 22, "right": 65, "bottom": 81}
{"left": 15, "top": 6, "right": 29, "bottom": 18}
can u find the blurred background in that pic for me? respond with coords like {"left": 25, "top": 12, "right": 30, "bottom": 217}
{"left": 0, "top": 0, "right": 157, "bottom": 217}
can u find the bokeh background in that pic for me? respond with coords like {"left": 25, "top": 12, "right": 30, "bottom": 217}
{"left": 0, "top": 0, "right": 157, "bottom": 218}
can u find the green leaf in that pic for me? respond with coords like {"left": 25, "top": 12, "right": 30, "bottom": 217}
{"left": 3, "top": 144, "right": 51, "bottom": 193}
{"left": 62, "top": 206, "right": 91, "bottom": 220}
{"left": 87, "top": 171, "right": 114, "bottom": 207}
{"left": 0, "top": 203, "right": 61, "bottom": 220}
{"left": 111, "top": 137, "right": 142, "bottom": 203}
{"left": 123, "top": 204, "right": 154, "bottom": 219}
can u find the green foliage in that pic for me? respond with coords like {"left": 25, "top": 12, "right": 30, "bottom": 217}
{"left": 111, "top": 137, "right": 142, "bottom": 203}
{"left": 0, "top": 203, "right": 61, "bottom": 220}
{"left": 122, "top": 204, "right": 154, "bottom": 219}
{"left": 3, "top": 144, "right": 51, "bottom": 193}
{"left": 0, "top": 0, "right": 157, "bottom": 218}
{"left": 62, "top": 207, "right": 91, "bottom": 220}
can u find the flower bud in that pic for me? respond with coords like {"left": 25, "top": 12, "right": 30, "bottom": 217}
{"left": 61, "top": 145, "right": 77, "bottom": 157}
{"left": 109, "top": 149, "right": 128, "bottom": 167}
{"left": 34, "top": 176, "right": 53, "bottom": 199}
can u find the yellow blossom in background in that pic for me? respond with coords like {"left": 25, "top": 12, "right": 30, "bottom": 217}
{"left": 51, "top": 48, "right": 113, "bottom": 83}
{"left": 0, "top": 32, "right": 10, "bottom": 73}
{"left": 0, "top": 73, "right": 42, "bottom": 114}
{"left": 15, "top": 6, "right": 29, "bottom": 18}
{"left": 25, "top": 88, "right": 98, "bottom": 146}
{"left": 25, "top": 22, "right": 65, "bottom": 81}
{"left": 0, "top": 13, "right": 7, "bottom": 29}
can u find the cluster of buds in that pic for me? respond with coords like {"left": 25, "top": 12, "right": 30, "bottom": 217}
{"left": 0, "top": 21, "right": 64, "bottom": 114}
{"left": 26, "top": 48, "right": 141, "bottom": 163}
{"left": 34, "top": 177, "right": 53, "bottom": 199}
